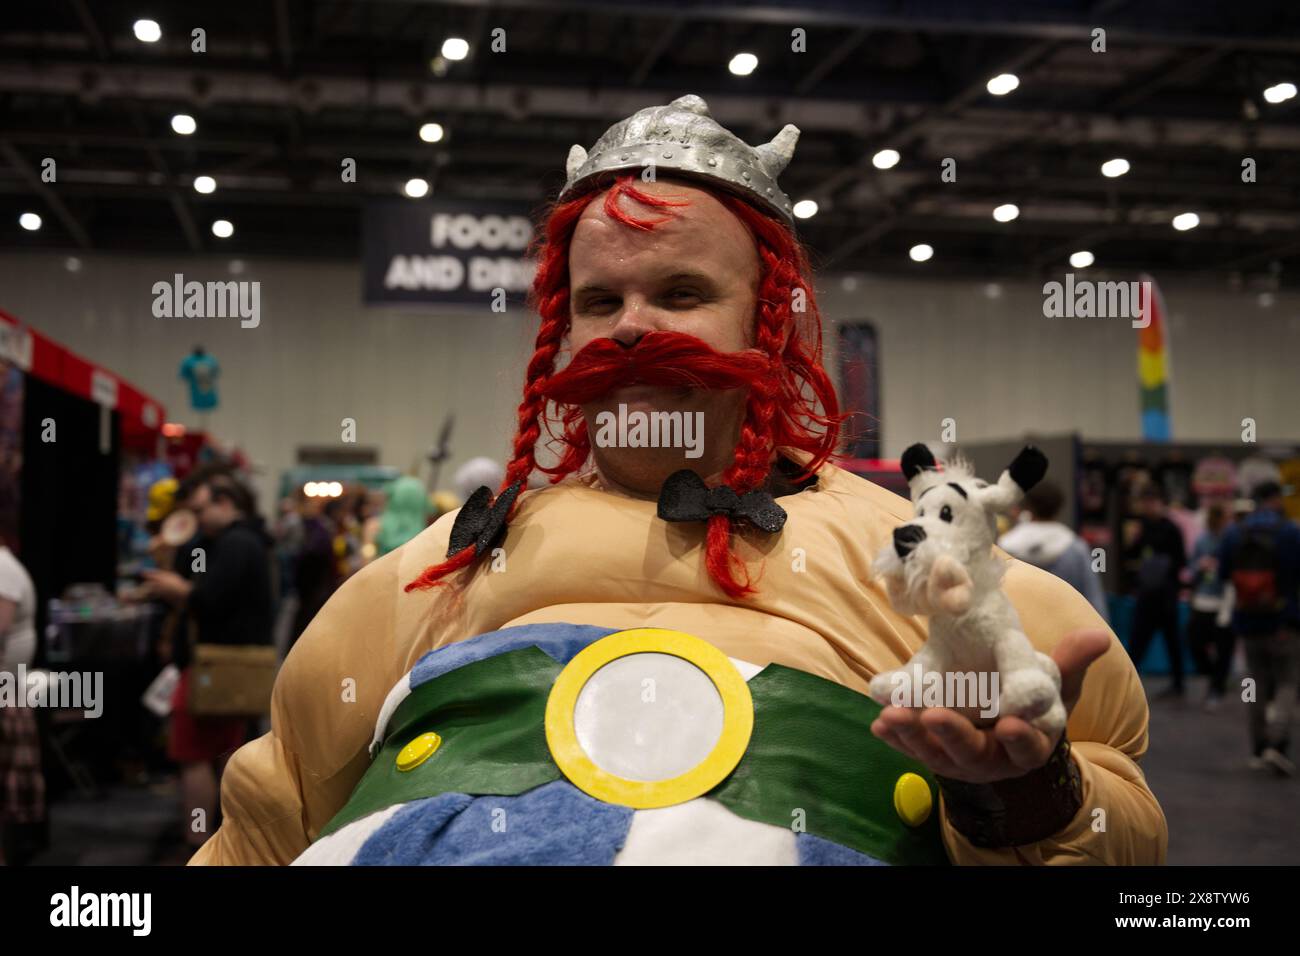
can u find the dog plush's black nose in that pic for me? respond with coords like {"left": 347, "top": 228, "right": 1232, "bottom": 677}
{"left": 894, "top": 524, "right": 926, "bottom": 559}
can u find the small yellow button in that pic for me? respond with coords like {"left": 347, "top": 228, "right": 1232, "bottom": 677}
{"left": 893, "top": 772, "right": 933, "bottom": 827}
{"left": 396, "top": 732, "right": 442, "bottom": 772}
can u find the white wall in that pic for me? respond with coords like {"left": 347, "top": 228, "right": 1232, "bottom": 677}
{"left": 1, "top": 253, "right": 534, "bottom": 510}
{"left": 816, "top": 274, "right": 1300, "bottom": 455}
{"left": 2, "top": 250, "right": 1297, "bottom": 511}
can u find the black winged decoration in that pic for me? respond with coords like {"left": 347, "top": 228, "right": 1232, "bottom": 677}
{"left": 446, "top": 480, "right": 522, "bottom": 558}
{"left": 657, "top": 469, "right": 787, "bottom": 534}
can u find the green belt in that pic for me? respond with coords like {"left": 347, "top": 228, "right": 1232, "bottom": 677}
{"left": 320, "top": 647, "right": 950, "bottom": 865}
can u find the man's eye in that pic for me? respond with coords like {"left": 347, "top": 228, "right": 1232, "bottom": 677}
{"left": 940, "top": 505, "right": 953, "bottom": 523}
{"left": 665, "top": 289, "right": 702, "bottom": 305}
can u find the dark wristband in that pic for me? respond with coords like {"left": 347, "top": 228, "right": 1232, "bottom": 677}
{"left": 936, "top": 733, "right": 1083, "bottom": 848}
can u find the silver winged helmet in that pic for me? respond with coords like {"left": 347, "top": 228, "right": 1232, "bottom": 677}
{"left": 559, "top": 94, "right": 800, "bottom": 224}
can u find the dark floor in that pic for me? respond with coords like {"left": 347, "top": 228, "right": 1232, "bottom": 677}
{"left": 1140, "top": 675, "right": 1299, "bottom": 865}
{"left": 28, "top": 777, "right": 184, "bottom": 866}
{"left": 19, "top": 675, "right": 1299, "bottom": 866}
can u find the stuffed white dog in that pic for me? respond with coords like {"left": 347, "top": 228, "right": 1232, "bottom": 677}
{"left": 868, "top": 442, "right": 1067, "bottom": 739}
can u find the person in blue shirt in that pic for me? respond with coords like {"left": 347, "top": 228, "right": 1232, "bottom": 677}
{"left": 1217, "top": 481, "right": 1300, "bottom": 776}
{"left": 1186, "top": 503, "right": 1234, "bottom": 711}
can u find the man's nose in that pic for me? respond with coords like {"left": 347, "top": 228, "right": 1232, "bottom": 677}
{"left": 609, "top": 297, "right": 666, "bottom": 347}
{"left": 893, "top": 524, "right": 926, "bottom": 560}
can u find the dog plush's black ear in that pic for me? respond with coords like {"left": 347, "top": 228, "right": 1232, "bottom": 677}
{"left": 1007, "top": 445, "right": 1048, "bottom": 491}
{"left": 900, "top": 443, "right": 937, "bottom": 481}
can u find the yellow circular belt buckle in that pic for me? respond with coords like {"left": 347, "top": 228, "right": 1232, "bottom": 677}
{"left": 544, "top": 628, "right": 754, "bottom": 809}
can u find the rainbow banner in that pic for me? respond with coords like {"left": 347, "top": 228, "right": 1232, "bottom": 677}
{"left": 1137, "top": 274, "right": 1171, "bottom": 441}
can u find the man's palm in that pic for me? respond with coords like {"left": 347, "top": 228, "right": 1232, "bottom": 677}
{"left": 869, "top": 629, "right": 1111, "bottom": 784}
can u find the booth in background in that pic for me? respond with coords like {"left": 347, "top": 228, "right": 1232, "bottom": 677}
{"left": 1, "top": 308, "right": 170, "bottom": 798}
{"left": 951, "top": 433, "right": 1300, "bottom": 676}
{"left": 0, "top": 309, "right": 166, "bottom": 634}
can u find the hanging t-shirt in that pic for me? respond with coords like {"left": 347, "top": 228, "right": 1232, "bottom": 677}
{"left": 0, "top": 545, "right": 36, "bottom": 670}
{"left": 179, "top": 352, "right": 220, "bottom": 411}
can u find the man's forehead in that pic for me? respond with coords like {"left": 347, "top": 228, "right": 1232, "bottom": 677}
{"left": 571, "top": 182, "right": 757, "bottom": 275}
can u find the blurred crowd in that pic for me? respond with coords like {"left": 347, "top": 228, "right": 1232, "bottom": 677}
{"left": 0, "top": 454, "right": 505, "bottom": 864}
{"left": 999, "top": 477, "right": 1299, "bottom": 779}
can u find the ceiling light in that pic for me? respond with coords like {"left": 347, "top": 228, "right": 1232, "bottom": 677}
{"left": 986, "top": 73, "right": 1019, "bottom": 96}
{"left": 19, "top": 212, "right": 41, "bottom": 231}
{"left": 441, "top": 38, "right": 469, "bottom": 61}
{"left": 404, "top": 178, "right": 430, "bottom": 199}
{"left": 419, "top": 123, "right": 445, "bottom": 143}
{"left": 1172, "top": 212, "right": 1199, "bottom": 231}
{"left": 193, "top": 175, "right": 216, "bottom": 194}
{"left": 133, "top": 20, "right": 161, "bottom": 43}
{"left": 792, "top": 199, "right": 818, "bottom": 219}
{"left": 171, "top": 114, "right": 196, "bottom": 135}
{"left": 729, "top": 52, "right": 758, "bottom": 76}
{"left": 1069, "top": 250, "right": 1095, "bottom": 269}
{"left": 993, "top": 203, "right": 1020, "bottom": 222}
{"left": 1263, "top": 82, "right": 1297, "bottom": 104}
{"left": 909, "top": 243, "right": 934, "bottom": 263}
{"left": 211, "top": 219, "right": 234, "bottom": 238}
{"left": 1101, "top": 158, "right": 1130, "bottom": 178}
{"left": 872, "top": 149, "right": 900, "bottom": 170}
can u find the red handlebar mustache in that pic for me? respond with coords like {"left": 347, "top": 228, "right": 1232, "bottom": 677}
{"left": 541, "top": 330, "right": 771, "bottom": 405}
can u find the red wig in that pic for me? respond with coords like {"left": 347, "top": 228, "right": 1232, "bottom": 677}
{"left": 407, "top": 176, "right": 843, "bottom": 599}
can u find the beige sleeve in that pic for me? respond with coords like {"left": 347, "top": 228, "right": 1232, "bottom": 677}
{"left": 189, "top": 517, "right": 454, "bottom": 866}
{"left": 939, "top": 561, "right": 1169, "bottom": 865}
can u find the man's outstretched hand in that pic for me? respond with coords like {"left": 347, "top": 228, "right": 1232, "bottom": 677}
{"left": 869, "top": 629, "right": 1111, "bottom": 784}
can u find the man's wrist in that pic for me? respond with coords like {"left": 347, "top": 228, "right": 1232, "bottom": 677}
{"left": 935, "top": 733, "right": 1083, "bottom": 848}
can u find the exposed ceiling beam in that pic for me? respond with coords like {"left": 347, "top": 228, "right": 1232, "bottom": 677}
{"left": 67, "top": 0, "right": 110, "bottom": 60}
{"left": 812, "top": 40, "right": 1064, "bottom": 252}
{"left": 127, "top": 107, "right": 204, "bottom": 251}
{"left": 630, "top": 16, "right": 684, "bottom": 86}
{"left": 275, "top": 0, "right": 295, "bottom": 73}
{"left": 1103, "top": 44, "right": 1234, "bottom": 115}
{"left": 0, "top": 141, "right": 93, "bottom": 248}
{"left": 66, "top": 0, "right": 203, "bottom": 251}
{"left": 7, "top": 61, "right": 1295, "bottom": 142}
{"left": 1220, "top": 238, "right": 1300, "bottom": 272}
{"left": 794, "top": 26, "right": 867, "bottom": 95}
{"left": 808, "top": 40, "right": 1064, "bottom": 203}
{"left": 366, "top": 0, "right": 1300, "bottom": 54}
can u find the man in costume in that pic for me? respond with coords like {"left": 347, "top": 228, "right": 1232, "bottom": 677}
{"left": 192, "top": 95, "right": 1165, "bottom": 865}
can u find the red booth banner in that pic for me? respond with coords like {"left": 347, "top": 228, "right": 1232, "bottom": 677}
{"left": 0, "top": 308, "right": 165, "bottom": 450}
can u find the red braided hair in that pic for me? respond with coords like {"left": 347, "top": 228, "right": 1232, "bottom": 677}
{"left": 405, "top": 176, "right": 843, "bottom": 597}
